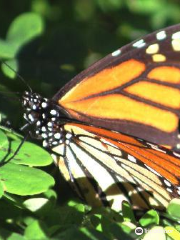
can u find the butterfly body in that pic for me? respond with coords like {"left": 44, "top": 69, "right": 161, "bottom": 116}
{"left": 23, "top": 91, "right": 67, "bottom": 147}
{"left": 22, "top": 24, "right": 180, "bottom": 210}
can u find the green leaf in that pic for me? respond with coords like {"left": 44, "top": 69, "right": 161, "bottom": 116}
{"left": 110, "top": 222, "right": 135, "bottom": 240}
{"left": 43, "top": 189, "right": 57, "bottom": 200}
{"left": 0, "top": 197, "right": 23, "bottom": 219}
{"left": 80, "top": 227, "right": 110, "bottom": 240}
{"left": 122, "top": 201, "right": 136, "bottom": 224}
{"left": 7, "top": 233, "right": 26, "bottom": 240}
{"left": 0, "top": 126, "right": 22, "bottom": 141}
{"left": 1, "top": 59, "right": 18, "bottom": 78}
{"left": 24, "top": 220, "right": 49, "bottom": 240}
{"left": 2, "top": 139, "right": 53, "bottom": 167}
{"left": 0, "top": 181, "right": 4, "bottom": 198}
{"left": 23, "top": 216, "right": 37, "bottom": 227}
{"left": 0, "top": 130, "right": 9, "bottom": 161}
{"left": 0, "top": 162, "right": 55, "bottom": 195}
{"left": 97, "top": 0, "right": 122, "bottom": 12}
{"left": 0, "top": 40, "right": 17, "bottom": 58}
{"left": 167, "top": 198, "right": 180, "bottom": 219}
{"left": 0, "top": 12, "right": 44, "bottom": 79}
{"left": 91, "top": 214, "right": 102, "bottom": 231}
{"left": 139, "top": 209, "right": 159, "bottom": 227}
{"left": 23, "top": 191, "right": 57, "bottom": 216}
{"left": 102, "top": 215, "right": 134, "bottom": 239}
{"left": 7, "top": 12, "right": 44, "bottom": 47}
{"left": 23, "top": 198, "right": 49, "bottom": 212}
{"left": 56, "top": 226, "right": 110, "bottom": 240}
{"left": 0, "top": 228, "right": 26, "bottom": 240}
{"left": 67, "top": 201, "right": 86, "bottom": 213}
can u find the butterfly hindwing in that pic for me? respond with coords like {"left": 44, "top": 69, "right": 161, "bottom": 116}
{"left": 52, "top": 123, "right": 180, "bottom": 211}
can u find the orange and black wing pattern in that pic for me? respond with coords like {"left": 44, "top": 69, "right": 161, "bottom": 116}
{"left": 53, "top": 24, "right": 180, "bottom": 149}
{"left": 52, "top": 122, "right": 180, "bottom": 211}
{"left": 22, "top": 24, "right": 180, "bottom": 211}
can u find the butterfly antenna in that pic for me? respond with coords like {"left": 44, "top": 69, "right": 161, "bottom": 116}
{"left": 0, "top": 59, "right": 32, "bottom": 93}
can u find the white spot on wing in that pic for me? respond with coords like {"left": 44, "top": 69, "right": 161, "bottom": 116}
{"left": 156, "top": 30, "right": 166, "bottom": 40}
{"left": 164, "top": 179, "right": 171, "bottom": 187}
{"left": 176, "top": 143, "right": 180, "bottom": 149}
{"left": 132, "top": 39, "right": 146, "bottom": 48}
{"left": 172, "top": 31, "right": 180, "bottom": 39}
{"left": 128, "top": 155, "right": 137, "bottom": 163}
{"left": 177, "top": 187, "right": 180, "bottom": 195}
{"left": 112, "top": 49, "right": 121, "bottom": 57}
{"left": 173, "top": 151, "right": 180, "bottom": 158}
{"left": 167, "top": 188, "right": 173, "bottom": 193}
{"left": 172, "top": 39, "right": 180, "bottom": 51}
{"left": 177, "top": 189, "right": 180, "bottom": 195}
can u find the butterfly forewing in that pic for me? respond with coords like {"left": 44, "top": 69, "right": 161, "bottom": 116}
{"left": 53, "top": 24, "right": 180, "bottom": 148}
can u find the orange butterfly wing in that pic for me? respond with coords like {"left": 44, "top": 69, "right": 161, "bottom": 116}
{"left": 53, "top": 24, "right": 180, "bottom": 148}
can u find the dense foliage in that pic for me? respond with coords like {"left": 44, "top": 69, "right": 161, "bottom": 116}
{"left": 0, "top": 1, "right": 180, "bottom": 239}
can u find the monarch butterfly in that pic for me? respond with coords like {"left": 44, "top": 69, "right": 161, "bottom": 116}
{"left": 22, "top": 24, "right": 180, "bottom": 211}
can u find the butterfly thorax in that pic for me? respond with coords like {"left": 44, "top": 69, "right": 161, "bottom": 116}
{"left": 22, "top": 91, "right": 68, "bottom": 148}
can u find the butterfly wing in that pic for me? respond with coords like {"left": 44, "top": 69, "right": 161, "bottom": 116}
{"left": 53, "top": 24, "right": 180, "bottom": 148}
{"left": 51, "top": 123, "right": 180, "bottom": 211}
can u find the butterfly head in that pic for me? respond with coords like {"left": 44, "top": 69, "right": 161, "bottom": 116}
{"left": 22, "top": 91, "right": 48, "bottom": 123}
{"left": 22, "top": 91, "right": 65, "bottom": 148}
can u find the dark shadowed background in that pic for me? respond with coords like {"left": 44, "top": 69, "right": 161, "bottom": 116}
{"left": 0, "top": 0, "right": 180, "bottom": 128}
